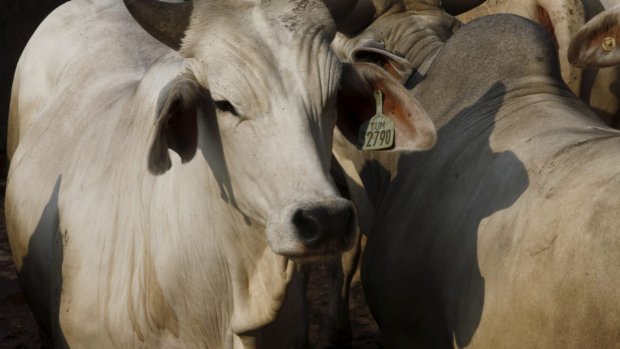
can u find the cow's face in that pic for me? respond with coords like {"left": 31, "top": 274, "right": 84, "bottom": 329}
{"left": 130, "top": 0, "right": 437, "bottom": 262}
{"left": 183, "top": 1, "right": 352, "bottom": 261}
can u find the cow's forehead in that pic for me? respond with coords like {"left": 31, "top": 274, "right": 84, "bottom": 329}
{"left": 184, "top": 0, "right": 341, "bottom": 113}
{"left": 203, "top": 38, "right": 341, "bottom": 115}
{"left": 184, "top": 0, "right": 336, "bottom": 42}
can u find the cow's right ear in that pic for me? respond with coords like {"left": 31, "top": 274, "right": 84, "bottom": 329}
{"left": 147, "top": 76, "right": 205, "bottom": 175}
{"left": 568, "top": 5, "right": 620, "bottom": 68}
{"left": 336, "top": 63, "right": 436, "bottom": 152}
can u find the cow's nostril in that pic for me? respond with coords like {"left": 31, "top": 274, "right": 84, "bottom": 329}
{"left": 292, "top": 209, "right": 321, "bottom": 241}
{"left": 292, "top": 205, "right": 354, "bottom": 249}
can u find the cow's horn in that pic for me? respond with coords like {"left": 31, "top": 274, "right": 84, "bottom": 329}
{"left": 441, "top": 0, "right": 486, "bottom": 16}
{"left": 124, "top": 0, "right": 192, "bottom": 51}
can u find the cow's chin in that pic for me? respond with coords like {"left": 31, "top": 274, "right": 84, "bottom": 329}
{"left": 265, "top": 196, "right": 357, "bottom": 262}
{"left": 272, "top": 239, "right": 355, "bottom": 264}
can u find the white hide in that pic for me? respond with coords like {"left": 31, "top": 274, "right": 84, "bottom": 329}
{"left": 6, "top": 0, "right": 357, "bottom": 347}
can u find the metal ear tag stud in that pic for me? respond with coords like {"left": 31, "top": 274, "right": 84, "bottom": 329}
{"left": 357, "top": 90, "right": 395, "bottom": 150}
{"left": 602, "top": 37, "right": 616, "bottom": 51}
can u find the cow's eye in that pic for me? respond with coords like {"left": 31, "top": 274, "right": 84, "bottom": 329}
{"left": 214, "top": 100, "right": 237, "bottom": 115}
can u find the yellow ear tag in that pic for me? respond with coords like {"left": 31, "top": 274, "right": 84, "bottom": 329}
{"left": 357, "top": 90, "right": 395, "bottom": 150}
{"left": 602, "top": 37, "right": 616, "bottom": 51}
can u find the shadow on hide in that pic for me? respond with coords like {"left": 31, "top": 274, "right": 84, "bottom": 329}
{"left": 360, "top": 82, "right": 529, "bottom": 348}
{"left": 18, "top": 175, "right": 68, "bottom": 348}
{"left": 197, "top": 91, "right": 251, "bottom": 226}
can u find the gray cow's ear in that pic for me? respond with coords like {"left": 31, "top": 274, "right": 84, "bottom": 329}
{"left": 336, "top": 63, "right": 436, "bottom": 152}
{"left": 568, "top": 5, "right": 620, "bottom": 68}
{"left": 147, "top": 76, "right": 205, "bottom": 175}
{"left": 349, "top": 39, "right": 414, "bottom": 84}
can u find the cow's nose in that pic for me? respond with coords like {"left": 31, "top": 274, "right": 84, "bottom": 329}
{"left": 266, "top": 197, "right": 357, "bottom": 260}
{"left": 292, "top": 203, "right": 354, "bottom": 249}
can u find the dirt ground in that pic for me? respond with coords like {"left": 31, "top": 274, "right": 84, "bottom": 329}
{"left": 0, "top": 186, "right": 383, "bottom": 349}
{"left": 303, "top": 263, "right": 384, "bottom": 349}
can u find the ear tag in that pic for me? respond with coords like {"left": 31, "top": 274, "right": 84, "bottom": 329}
{"left": 357, "top": 90, "right": 395, "bottom": 150}
{"left": 602, "top": 37, "right": 616, "bottom": 51}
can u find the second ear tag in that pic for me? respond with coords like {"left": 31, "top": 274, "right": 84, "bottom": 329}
{"left": 357, "top": 90, "right": 395, "bottom": 150}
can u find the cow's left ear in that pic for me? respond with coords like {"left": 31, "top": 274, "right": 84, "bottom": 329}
{"left": 148, "top": 75, "right": 205, "bottom": 175}
{"left": 336, "top": 63, "right": 436, "bottom": 152}
{"left": 568, "top": 6, "right": 620, "bottom": 68}
{"left": 349, "top": 39, "right": 414, "bottom": 84}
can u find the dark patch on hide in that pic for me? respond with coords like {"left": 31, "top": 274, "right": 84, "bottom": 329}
{"left": 358, "top": 16, "right": 543, "bottom": 347}
{"left": 198, "top": 95, "right": 251, "bottom": 226}
{"left": 329, "top": 157, "right": 352, "bottom": 200}
{"left": 281, "top": 0, "right": 310, "bottom": 32}
{"left": 17, "top": 176, "right": 68, "bottom": 348}
{"left": 359, "top": 82, "right": 529, "bottom": 348}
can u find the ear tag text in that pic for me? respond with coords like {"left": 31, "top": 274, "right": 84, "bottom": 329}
{"left": 357, "top": 90, "right": 395, "bottom": 150}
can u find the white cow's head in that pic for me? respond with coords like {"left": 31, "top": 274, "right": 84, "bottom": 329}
{"left": 126, "top": 0, "right": 436, "bottom": 262}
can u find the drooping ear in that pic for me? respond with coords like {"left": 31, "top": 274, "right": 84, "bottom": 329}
{"left": 349, "top": 39, "right": 414, "bottom": 84}
{"left": 568, "top": 5, "right": 620, "bottom": 68}
{"left": 148, "top": 75, "right": 205, "bottom": 175}
{"left": 336, "top": 63, "right": 436, "bottom": 152}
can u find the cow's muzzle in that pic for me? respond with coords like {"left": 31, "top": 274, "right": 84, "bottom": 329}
{"left": 266, "top": 197, "right": 356, "bottom": 262}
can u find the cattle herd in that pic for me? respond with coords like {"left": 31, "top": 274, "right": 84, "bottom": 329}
{"left": 4, "top": 0, "right": 620, "bottom": 348}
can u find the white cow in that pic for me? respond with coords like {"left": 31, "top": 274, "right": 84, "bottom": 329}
{"left": 5, "top": 0, "right": 436, "bottom": 347}
{"left": 457, "top": 0, "right": 620, "bottom": 127}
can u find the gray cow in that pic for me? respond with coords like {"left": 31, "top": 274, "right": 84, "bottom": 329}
{"left": 334, "top": 13, "right": 620, "bottom": 348}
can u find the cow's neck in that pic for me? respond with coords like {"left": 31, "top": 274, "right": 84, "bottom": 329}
{"left": 145, "top": 162, "right": 298, "bottom": 348}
